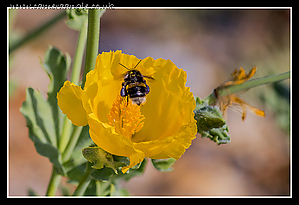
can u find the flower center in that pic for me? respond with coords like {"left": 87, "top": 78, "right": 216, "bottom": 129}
{"left": 107, "top": 95, "right": 145, "bottom": 140}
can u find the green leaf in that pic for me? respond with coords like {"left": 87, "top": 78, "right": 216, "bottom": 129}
{"left": 27, "top": 188, "right": 37, "bottom": 196}
{"left": 43, "top": 46, "right": 70, "bottom": 101}
{"left": 20, "top": 88, "right": 65, "bottom": 175}
{"left": 20, "top": 46, "right": 70, "bottom": 175}
{"left": 67, "top": 163, "right": 87, "bottom": 185}
{"left": 42, "top": 46, "right": 70, "bottom": 140}
{"left": 90, "top": 167, "right": 115, "bottom": 181}
{"left": 82, "top": 146, "right": 127, "bottom": 173}
{"left": 151, "top": 158, "right": 176, "bottom": 172}
{"left": 111, "top": 188, "right": 130, "bottom": 196}
{"left": 42, "top": 46, "right": 70, "bottom": 141}
{"left": 66, "top": 9, "right": 88, "bottom": 31}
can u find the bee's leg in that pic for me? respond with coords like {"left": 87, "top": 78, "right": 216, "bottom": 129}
{"left": 120, "top": 87, "right": 126, "bottom": 97}
{"left": 145, "top": 84, "right": 150, "bottom": 94}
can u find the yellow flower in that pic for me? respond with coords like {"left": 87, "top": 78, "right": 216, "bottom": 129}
{"left": 222, "top": 67, "right": 257, "bottom": 87}
{"left": 214, "top": 67, "right": 265, "bottom": 121}
{"left": 217, "top": 94, "right": 265, "bottom": 121}
{"left": 57, "top": 50, "right": 197, "bottom": 173}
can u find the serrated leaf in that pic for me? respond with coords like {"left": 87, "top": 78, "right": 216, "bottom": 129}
{"left": 42, "top": 46, "right": 70, "bottom": 139}
{"left": 20, "top": 88, "right": 65, "bottom": 175}
{"left": 43, "top": 46, "right": 70, "bottom": 100}
{"left": 82, "top": 147, "right": 128, "bottom": 174}
{"left": 151, "top": 158, "right": 176, "bottom": 172}
{"left": 20, "top": 46, "right": 70, "bottom": 175}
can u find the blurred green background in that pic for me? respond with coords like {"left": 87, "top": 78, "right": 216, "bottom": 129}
{"left": 9, "top": 9, "right": 290, "bottom": 196}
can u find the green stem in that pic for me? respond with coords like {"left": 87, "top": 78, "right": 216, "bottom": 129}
{"left": 62, "top": 126, "right": 83, "bottom": 162}
{"left": 81, "top": 9, "right": 102, "bottom": 88}
{"left": 9, "top": 10, "right": 66, "bottom": 54}
{"left": 72, "top": 163, "right": 92, "bottom": 196}
{"left": 219, "top": 71, "right": 290, "bottom": 96}
{"left": 59, "top": 19, "right": 87, "bottom": 158}
{"left": 204, "top": 71, "right": 290, "bottom": 103}
{"left": 59, "top": 14, "right": 88, "bottom": 157}
{"left": 58, "top": 116, "right": 73, "bottom": 153}
{"left": 46, "top": 167, "right": 62, "bottom": 196}
{"left": 70, "top": 22, "right": 88, "bottom": 85}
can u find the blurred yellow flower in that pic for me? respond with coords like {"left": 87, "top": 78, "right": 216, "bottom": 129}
{"left": 217, "top": 93, "right": 265, "bottom": 121}
{"left": 222, "top": 67, "right": 257, "bottom": 87}
{"left": 214, "top": 67, "right": 265, "bottom": 121}
{"left": 57, "top": 50, "right": 197, "bottom": 173}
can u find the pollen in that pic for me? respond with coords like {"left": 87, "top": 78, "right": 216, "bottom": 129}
{"left": 107, "top": 95, "right": 145, "bottom": 140}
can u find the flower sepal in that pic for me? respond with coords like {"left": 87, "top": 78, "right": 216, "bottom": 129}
{"left": 151, "top": 158, "right": 176, "bottom": 172}
{"left": 194, "top": 97, "right": 231, "bottom": 145}
{"left": 82, "top": 146, "right": 131, "bottom": 174}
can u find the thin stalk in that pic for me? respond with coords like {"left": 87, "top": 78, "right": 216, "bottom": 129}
{"left": 59, "top": 17, "right": 88, "bottom": 154}
{"left": 70, "top": 22, "right": 87, "bottom": 85}
{"left": 9, "top": 10, "right": 66, "bottom": 54}
{"left": 218, "top": 71, "right": 290, "bottom": 96}
{"left": 72, "top": 163, "right": 92, "bottom": 196}
{"left": 204, "top": 71, "right": 290, "bottom": 103}
{"left": 58, "top": 116, "right": 73, "bottom": 154}
{"left": 46, "top": 167, "right": 62, "bottom": 196}
{"left": 81, "top": 9, "right": 101, "bottom": 88}
{"left": 62, "top": 125, "right": 83, "bottom": 162}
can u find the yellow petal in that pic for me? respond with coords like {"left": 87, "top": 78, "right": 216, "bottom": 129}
{"left": 83, "top": 50, "right": 142, "bottom": 123}
{"left": 57, "top": 81, "right": 87, "bottom": 126}
{"left": 133, "top": 58, "right": 197, "bottom": 159}
{"left": 134, "top": 123, "right": 197, "bottom": 159}
{"left": 134, "top": 58, "right": 196, "bottom": 143}
{"left": 87, "top": 113, "right": 145, "bottom": 173}
{"left": 83, "top": 70, "right": 121, "bottom": 123}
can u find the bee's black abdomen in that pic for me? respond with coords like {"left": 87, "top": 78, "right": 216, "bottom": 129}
{"left": 127, "top": 86, "right": 147, "bottom": 98}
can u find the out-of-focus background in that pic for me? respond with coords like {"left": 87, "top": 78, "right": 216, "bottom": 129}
{"left": 9, "top": 9, "right": 290, "bottom": 196}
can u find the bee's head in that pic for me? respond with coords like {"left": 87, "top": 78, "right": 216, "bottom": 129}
{"left": 124, "top": 70, "right": 143, "bottom": 80}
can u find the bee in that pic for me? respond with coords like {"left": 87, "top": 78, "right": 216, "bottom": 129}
{"left": 119, "top": 60, "right": 154, "bottom": 105}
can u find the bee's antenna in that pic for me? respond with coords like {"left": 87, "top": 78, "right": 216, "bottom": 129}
{"left": 119, "top": 62, "right": 130, "bottom": 70}
{"left": 133, "top": 60, "right": 142, "bottom": 69}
